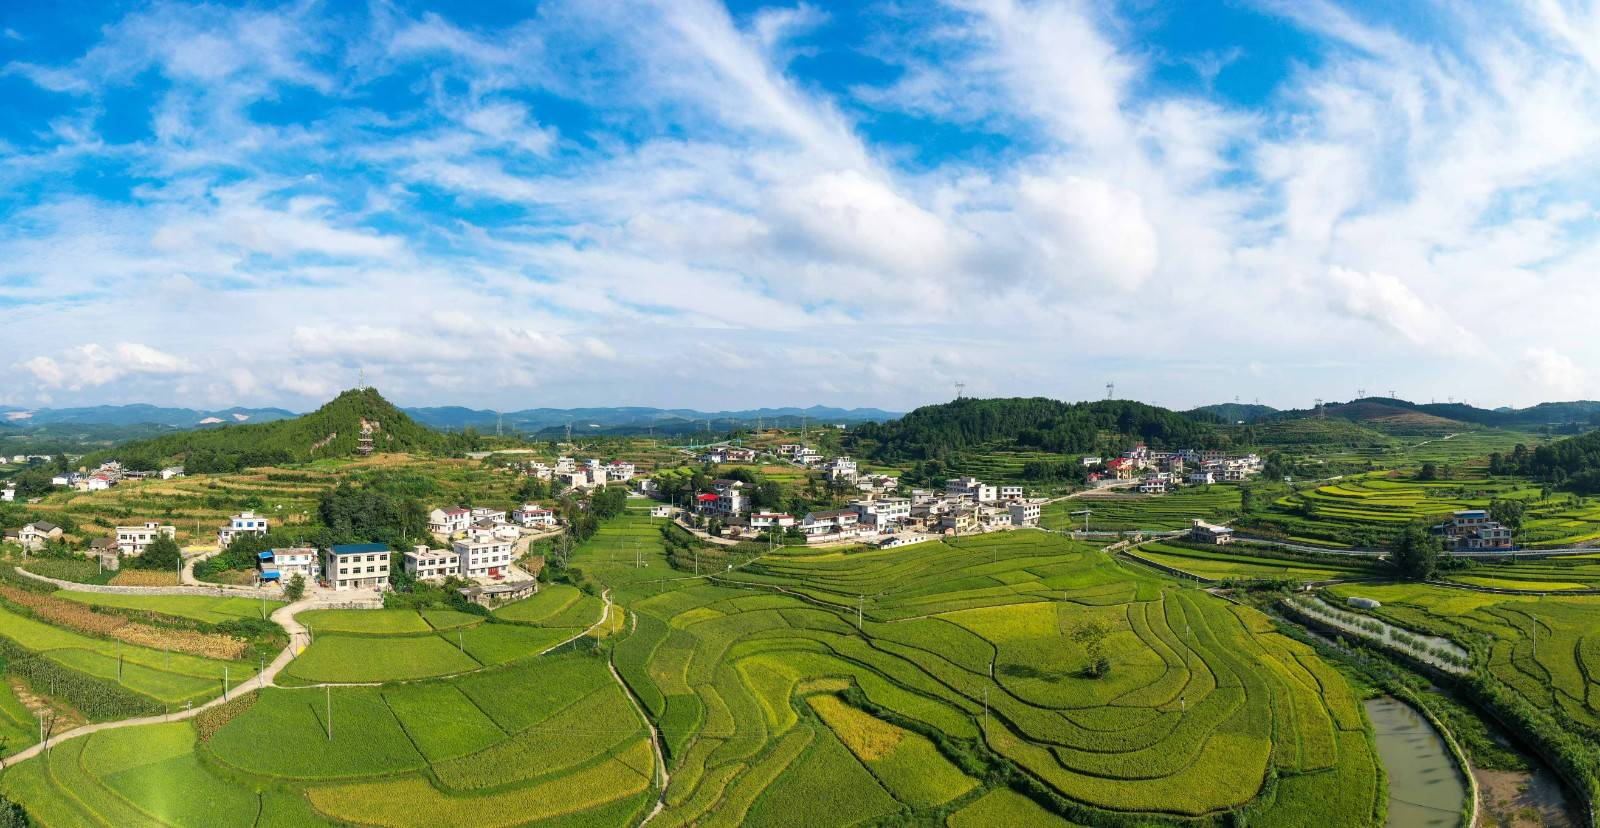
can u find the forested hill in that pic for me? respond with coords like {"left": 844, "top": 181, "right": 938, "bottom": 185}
{"left": 91, "top": 388, "right": 442, "bottom": 472}
{"left": 1189, "top": 403, "right": 1278, "bottom": 423}
{"left": 1494, "top": 429, "right": 1600, "bottom": 493}
{"left": 845, "top": 398, "right": 1229, "bottom": 462}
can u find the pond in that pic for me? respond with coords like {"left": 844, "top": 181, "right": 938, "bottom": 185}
{"left": 1366, "top": 696, "right": 1468, "bottom": 827}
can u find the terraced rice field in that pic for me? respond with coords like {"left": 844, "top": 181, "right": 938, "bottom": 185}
{"left": 1323, "top": 580, "right": 1600, "bottom": 797}
{"left": 281, "top": 599, "right": 599, "bottom": 685}
{"left": 0, "top": 602, "right": 260, "bottom": 707}
{"left": 56, "top": 592, "right": 283, "bottom": 624}
{"left": 1040, "top": 486, "right": 1243, "bottom": 533}
{"left": 1259, "top": 471, "right": 1600, "bottom": 548}
{"left": 575, "top": 506, "right": 1383, "bottom": 825}
{"left": 1130, "top": 541, "right": 1379, "bottom": 583}
{"left": 0, "top": 653, "right": 655, "bottom": 828}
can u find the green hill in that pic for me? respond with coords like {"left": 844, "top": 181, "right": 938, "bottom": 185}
{"left": 94, "top": 388, "right": 441, "bottom": 472}
{"left": 1240, "top": 417, "right": 1393, "bottom": 447}
{"left": 845, "top": 397, "right": 1229, "bottom": 463}
{"left": 1189, "top": 402, "right": 1278, "bottom": 423}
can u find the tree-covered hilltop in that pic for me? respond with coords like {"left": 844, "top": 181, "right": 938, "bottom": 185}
{"left": 1492, "top": 430, "right": 1600, "bottom": 493}
{"left": 87, "top": 388, "right": 445, "bottom": 472}
{"left": 845, "top": 397, "right": 1230, "bottom": 462}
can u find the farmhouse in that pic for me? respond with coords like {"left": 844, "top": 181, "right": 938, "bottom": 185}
{"left": 722, "top": 448, "right": 756, "bottom": 463}
{"left": 851, "top": 498, "right": 911, "bottom": 528}
{"left": 824, "top": 456, "right": 858, "bottom": 482}
{"left": 1190, "top": 519, "right": 1235, "bottom": 545}
{"left": 470, "top": 507, "right": 508, "bottom": 526}
{"left": 1188, "top": 470, "right": 1216, "bottom": 486}
{"left": 17, "top": 522, "right": 62, "bottom": 551}
{"left": 160, "top": 466, "right": 185, "bottom": 480}
{"left": 218, "top": 512, "right": 270, "bottom": 549}
{"left": 458, "top": 581, "right": 538, "bottom": 608}
{"left": 999, "top": 485, "right": 1024, "bottom": 501}
{"left": 114, "top": 521, "right": 175, "bottom": 557}
{"left": 801, "top": 509, "right": 861, "bottom": 540}
{"left": 429, "top": 507, "right": 471, "bottom": 536}
{"left": 750, "top": 512, "right": 795, "bottom": 530}
{"left": 1139, "top": 473, "right": 1171, "bottom": 494}
{"left": 258, "top": 547, "right": 319, "bottom": 582}
{"left": 453, "top": 536, "right": 515, "bottom": 580}
{"left": 323, "top": 543, "right": 391, "bottom": 591}
{"left": 1435, "top": 509, "right": 1515, "bottom": 551}
{"left": 1009, "top": 499, "right": 1044, "bottom": 527}
{"left": 0, "top": 484, "right": 12, "bottom": 502}
{"left": 650, "top": 504, "right": 673, "bottom": 518}
{"left": 946, "top": 476, "right": 997, "bottom": 504}
{"left": 605, "top": 461, "right": 636, "bottom": 482}
{"left": 940, "top": 508, "right": 978, "bottom": 534}
{"left": 512, "top": 504, "right": 557, "bottom": 528}
{"left": 403, "top": 546, "right": 459, "bottom": 581}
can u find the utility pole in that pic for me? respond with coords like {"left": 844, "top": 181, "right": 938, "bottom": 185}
{"left": 223, "top": 665, "right": 229, "bottom": 701}
{"left": 857, "top": 595, "right": 864, "bottom": 628}
{"left": 326, "top": 685, "right": 332, "bottom": 740}
{"left": 982, "top": 687, "right": 989, "bottom": 737}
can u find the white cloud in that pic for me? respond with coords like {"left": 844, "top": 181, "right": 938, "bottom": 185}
{"left": 1522, "top": 347, "right": 1587, "bottom": 398}
{"left": 18, "top": 343, "right": 197, "bottom": 390}
{"left": 1322, "top": 266, "right": 1480, "bottom": 355}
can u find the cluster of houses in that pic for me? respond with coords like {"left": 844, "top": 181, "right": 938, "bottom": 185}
{"left": 427, "top": 504, "right": 558, "bottom": 539}
{"left": 684, "top": 460, "right": 1044, "bottom": 547}
{"left": 698, "top": 446, "right": 757, "bottom": 464}
{"left": 519, "top": 457, "right": 635, "bottom": 491}
{"left": 47, "top": 462, "right": 185, "bottom": 494}
{"left": 1088, "top": 446, "right": 1263, "bottom": 494}
{"left": 1433, "top": 509, "right": 1515, "bottom": 551}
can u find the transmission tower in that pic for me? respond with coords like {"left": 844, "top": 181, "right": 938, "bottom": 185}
{"left": 496, "top": 411, "right": 503, "bottom": 437}
{"left": 1357, "top": 388, "right": 1366, "bottom": 399}
{"left": 1314, "top": 398, "right": 1324, "bottom": 419}
{"left": 1106, "top": 382, "right": 1115, "bottom": 400}
{"left": 1388, "top": 389, "right": 1396, "bottom": 400}
{"left": 954, "top": 382, "right": 965, "bottom": 400}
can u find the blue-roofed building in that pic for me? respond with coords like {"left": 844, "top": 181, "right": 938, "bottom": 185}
{"left": 322, "top": 544, "right": 391, "bottom": 591}
{"left": 258, "top": 547, "right": 318, "bottom": 584}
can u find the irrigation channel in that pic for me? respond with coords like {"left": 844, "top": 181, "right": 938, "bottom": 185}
{"left": 1365, "top": 697, "right": 1469, "bottom": 827}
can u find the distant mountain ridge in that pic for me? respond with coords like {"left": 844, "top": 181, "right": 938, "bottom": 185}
{"left": 403, "top": 404, "right": 901, "bottom": 433}
{"left": 1256, "top": 397, "right": 1600, "bottom": 430}
{"left": 0, "top": 404, "right": 296, "bottom": 428}
{"left": 0, "top": 402, "right": 896, "bottom": 435}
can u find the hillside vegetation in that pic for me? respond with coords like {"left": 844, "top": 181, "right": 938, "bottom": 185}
{"left": 846, "top": 397, "right": 1228, "bottom": 463}
{"left": 89, "top": 389, "right": 442, "bottom": 472}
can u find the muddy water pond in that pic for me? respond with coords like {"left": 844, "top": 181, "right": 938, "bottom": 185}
{"left": 1365, "top": 696, "right": 1468, "bottom": 827}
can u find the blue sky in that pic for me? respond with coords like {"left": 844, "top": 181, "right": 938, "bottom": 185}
{"left": 2, "top": 0, "right": 1598, "bottom": 413}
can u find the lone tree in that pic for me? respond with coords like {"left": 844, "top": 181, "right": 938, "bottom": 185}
{"left": 1071, "top": 620, "right": 1113, "bottom": 678}
{"left": 131, "top": 535, "right": 181, "bottom": 573}
{"left": 1392, "top": 524, "right": 1441, "bottom": 581}
{"left": 284, "top": 573, "right": 306, "bottom": 601}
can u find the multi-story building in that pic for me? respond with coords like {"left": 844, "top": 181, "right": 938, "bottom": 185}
{"left": 1, "top": 484, "right": 14, "bottom": 503}
{"left": 512, "top": 504, "right": 558, "bottom": 528}
{"left": 946, "top": 477, "right": 998, "bottom": 504}
{"left": 1009, "top": 499, "right": 1043, "bottom": 527}
{"left": 801, "top": 509, "right": 861, "bottom": 538}
{"left": 1188, "top": 470, "right": 1216, "bottom": 486}
{"left": 1139, "top": 473, "right": 1172, "bottom": 494}
{"left": 403, "top": 545, "right": 460, "bottom": 581}
{"left": 322, "top": 544, "right": 390, "bottom": 590}
{"left": 605, "top": 461, "right": 636, "bottom": 482}
{"left": 750, "top": 513, "right": 796, "bottom": 530}
{"left": 851, "top": 498, "right": 911, "bottom": 529}
{"left": 258, "top": 547, "right": 319, "bottom": 582}
{"left": 470, "top": 507, "right": 508, "bottom": 526}
{"left": 114, "top": 521, "right": 175, "bottom": 557}
{"left": 999, "top": 485, "right": 1024, "bottom": 501}
{"left": 453, "top": 536, "right": 515, "bottom": 580}
{"left": 939, "top": 508, "right": 978, "bottom": 534}
{"left": 217, "top": 512, "right": 269, "bottom": 549}
{"left": 1189, "top": 520, "right": 1235, "bottom": 545}
{"left": 1436, "top": 510, "right": 1515, "bottom": 551}
{"left": 723, "top": 448, "right": 756, "bottom": 463}
{"left": 428, "top": 507, "right": 472, "bottom": 536}
{"left": 825, "top": 456, "right": 858, "bottom": 483}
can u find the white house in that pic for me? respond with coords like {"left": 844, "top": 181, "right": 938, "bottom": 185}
{"left": 1188, "top": 470, "right": 1216, "bottom": 486}
{"left": 825, "top": 456, "right": 858, "bottom": 483}
{"left": 512, "top": 504, "right": 557, "bottom": 528}
{"left": 750, "top": 512, "right": 795, "bottom": 530}
{"left": 428, "top": 507, "right": 472, "bottom": 536}
{"left": 453, "top": 536, "right": 515, "bottom": 580}
{"left": 470, "top": 507, "right": 508, "bottom": 526}
{"left": 723, "top": 448, "right": 756, "bottom": 463}
{"left": 159, "top": 466, "right": 185, "bottom": 480}
{"left": 1081, "top": 456, "right": 1103, "bottom": 467}
{"left": 0, "top": 484, "right": 13, "bottom": 503}
{"left": 322, "top": 544, "right": 390, "bottom": 591}
{"left": 80, "top": 476, "right": 112, "bottom": 492}
{"left": 1009, "top": 499, "right": 1043, "bottom": 527}
{"left": 801, "top": 509, "right": 861, "bottom": 539}
{"left": 217, "top": 512, "right": 270, "bottom": 549}
{"left": 999, "top": 485, "right": 1024, "bottom": 501}
{"left": 114, "top": 521, "right": 175, "bottom": 557}
{"left": 852, "top": 498, "right": 911, "bottom": 528}
{"left": 939, "top": 508, "right": 978, "bottom": 534}
{"left": 1138, "top": 474, "right": 1171, "bottom": 494}
{"left": 17, "top": 522, "right": 62, "bottom": 551}
{"left": 258, "top": 547, "right": 319, "bottom": 582}
{"left": 650, "top": 504, "right": 673, "bottom": 518}
{"left": 403, "top": 545, "right": 459, "bottom": 581}
{"left": 51, "top": 473, "right": 77, "bottom": 487}
{"left": 605, "top": 461, "right": 636, "bottom": 482}
{"left": 946, "top": 477, "right": 997, "bottom": 504}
